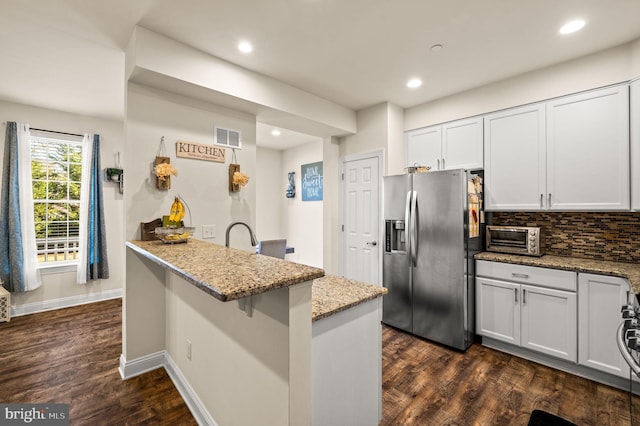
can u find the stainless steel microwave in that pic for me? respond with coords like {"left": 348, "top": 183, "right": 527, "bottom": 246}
{"left": 486, "top": 226, "right": 545, "bottom": 257}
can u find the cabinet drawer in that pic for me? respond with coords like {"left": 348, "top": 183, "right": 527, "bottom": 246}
{"left": 476, "top": 260, "right": 576, "bottom": 292}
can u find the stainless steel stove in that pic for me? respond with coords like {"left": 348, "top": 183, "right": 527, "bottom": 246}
{"left": 617, "top": 295, "right": 640, "bottom": 377}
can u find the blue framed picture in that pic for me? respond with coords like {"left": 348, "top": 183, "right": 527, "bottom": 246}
{"left": 301, "top": 161, "right": 323, "bottom": 201}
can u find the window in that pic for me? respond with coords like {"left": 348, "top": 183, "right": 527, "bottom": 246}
{"left": 30, "top": 132, "right": 84, "bottom": 264}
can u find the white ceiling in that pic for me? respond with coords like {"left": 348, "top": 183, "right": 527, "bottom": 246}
{"left": 2, "top": 0, "right": 640, "bottom": 149}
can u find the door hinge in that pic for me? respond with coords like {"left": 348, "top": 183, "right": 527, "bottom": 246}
{"left": 341, "top": 224, "right": 344, "bottom": 232}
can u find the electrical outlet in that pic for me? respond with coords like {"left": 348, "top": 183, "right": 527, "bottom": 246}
{"left": 202, "top": 225, "right": 216, "bottom": 239}
{"left": 186, "top": 339, "right": 192, "bottom": 360}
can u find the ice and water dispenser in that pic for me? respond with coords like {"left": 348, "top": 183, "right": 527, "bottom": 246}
{"left": 385, "top": 220, "right": 406, "bottom": 253}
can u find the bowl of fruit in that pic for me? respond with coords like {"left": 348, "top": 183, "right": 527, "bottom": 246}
{"left": 155, "top": 196, "right": 194, "bottom": 244}
{"left": 155, "top": 226, "right": 195, "bottom": 244}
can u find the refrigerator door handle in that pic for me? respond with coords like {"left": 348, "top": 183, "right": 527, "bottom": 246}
{"left": 410, "top": 190, "right": 418, "bottom": 267}
{"left": 405, "top": 190, "right": 412, "bottom": 265}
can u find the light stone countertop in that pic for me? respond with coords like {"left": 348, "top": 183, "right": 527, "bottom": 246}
{"left": 127, "top": 239, "right": 388, "bottom": 321}
{"left": 312, "top": 275, "right": 388, "bottom": 322}
{"left": 127, "top": 239, "right": 325, "bottom": 302}
{"left": 475, "top": 252, "right": 640, "bottom": 293}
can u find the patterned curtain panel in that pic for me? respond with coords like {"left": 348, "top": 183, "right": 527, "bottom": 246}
{"left": 77, "top": 134, "right": 109, "bottom": 284}
{"left": 0, "top": 122, "right": 42, "bottom": 292}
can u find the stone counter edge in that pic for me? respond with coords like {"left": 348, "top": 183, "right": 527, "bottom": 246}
{"left": 475, "top": 252, "right": 640, "bottom": 293}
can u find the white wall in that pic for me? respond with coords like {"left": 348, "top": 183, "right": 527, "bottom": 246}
{"left": 405, "top": 42, "right": 636, "bottom": 130}
{"left": 125, "top": 83, "right": 257, "bottom": 252}
{"left": 386, "top": 103, "right": 405, "bottom": 176}
{"left": 340, "top": 103, "right": 388, "bottom": 161}
{"left": 339, "top": 102, "right": 403, "bottom": 176}
{"left": 632, "top": 38, "right": 640, "bottom": 78}
{"left": 0, "top": 100, "right": 124, "bottom": 310}
{"left": 322, "top": 137, "right": 340, "bottom": 275}
{"left": 281, "top": 141, "right": 323, "bottom": 268}
{"left": 256, "top": 147, "right": 284, "bottom": 240}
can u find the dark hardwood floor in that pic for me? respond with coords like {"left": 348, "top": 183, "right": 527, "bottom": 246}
{"left": 381, "top": 325, "right": 640, "bottom": 425}
{"left": 1, "top": 299, "right": 639, "bottom": 425}
{"left": 0, "top": 299, "right": 196, "bottom": 425}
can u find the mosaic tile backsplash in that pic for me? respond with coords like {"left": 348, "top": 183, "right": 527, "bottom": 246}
{"left": 491, "top": 212, "right": 640, "bottom": 263}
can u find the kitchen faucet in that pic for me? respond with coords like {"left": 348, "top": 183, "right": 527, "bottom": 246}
{"left": 225, "top": 221, "right": 258, "bottom": 247}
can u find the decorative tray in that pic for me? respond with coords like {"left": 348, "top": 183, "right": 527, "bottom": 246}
{"left": 155, "top": 226, "right": 195, "bottom": 244}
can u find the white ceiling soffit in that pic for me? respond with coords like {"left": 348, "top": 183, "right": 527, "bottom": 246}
{"left": 126, "top": 26, "right": 356, "bottom": 138}
{"left": 256, "top": 123, "right": 322, "bottom": 151}
{"left": 1, "top": 0, "right": 640, "bottom": 126}
{"left": 137, "top": 0, "right": 640, "bottom": 111}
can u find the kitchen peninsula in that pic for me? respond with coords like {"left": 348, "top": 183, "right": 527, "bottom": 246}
{"left": 122, "top": 239, "right": 386, "bottom": 425}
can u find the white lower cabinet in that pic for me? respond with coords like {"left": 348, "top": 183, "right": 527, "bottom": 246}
{"left": 476, "top": 277, "right": 520, "bottom": 344}
{"left": 476, "top": 260, "right": 577, "bottom": 362}
{"left": 520, "top": 284, "right": 576, "bottom": 361}
{"left": 477, "top": 261, "right": 636, "bottom": 385}
{"left": 578, "top": 273, "right": 630, "bottom": 378}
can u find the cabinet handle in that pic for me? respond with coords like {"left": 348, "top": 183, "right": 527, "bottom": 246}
{"left": 540, "top": 194, "right": 543, "bottom": 208}
{"left": 523, "top": 289, "right": 527, "bottom": 304}
{"left": 548, "top": 193, "right": 552, "bottom": 206}
{"left": 437, "top": 159, "right": 440, "bottom": 170}
{"left": 442, "top": 158, "right": 446, "bottom": 169}
{"left": 512, "top": 273, "right": 529, "bottom": 279}
{"left": 514, "top": 288, "right": 518, "bottom": 303}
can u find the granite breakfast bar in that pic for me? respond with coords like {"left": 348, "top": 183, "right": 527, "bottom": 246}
{"left": 122, "top": 239, "right": 386, "bottom": 425}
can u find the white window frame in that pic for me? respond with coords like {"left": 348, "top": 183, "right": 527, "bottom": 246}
{"left": 30, "top": 132, "right": 84, "bottom": 270}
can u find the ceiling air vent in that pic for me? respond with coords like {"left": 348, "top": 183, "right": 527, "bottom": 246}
{"left": 214, "top": 126, "right": 242, "bottom": 149}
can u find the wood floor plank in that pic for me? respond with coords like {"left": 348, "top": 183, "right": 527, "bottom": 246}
{"left": 4, "top": 300, "right": 640, "bottom": 425}
{"left": 381, "top": 324, "right": 640, "bottom": 425}
{"left": 0, "top": 299, "right": 196, "bottom": 425}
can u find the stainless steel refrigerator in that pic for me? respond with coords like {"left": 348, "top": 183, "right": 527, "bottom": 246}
{"left": 382, "top": 169, "right": 483, "bottom": 351}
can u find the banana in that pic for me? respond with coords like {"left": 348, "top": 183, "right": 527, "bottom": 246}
{"left": 168, "top": 196, "right": 186, "bottom": 224}
{"left": 176, "top": 199, "right": 185, "bottom": 222}
{"left": 169, "top": 196, "right": 179, "bottom": 222}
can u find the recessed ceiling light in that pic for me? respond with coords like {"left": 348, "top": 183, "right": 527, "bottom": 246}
{"left": 559, "top": 19, "right": 586, "bottom": 35}
{"left": 271, "top": 129, "right": 281, "bottom": 136}
{"left": 407, "top": 78, "right": 423, "bottom": 89}
{"left": 238, "top": 41, "right": 253, "bottom": 53}
{"left": 430, "top": 44, "right": 443, "bottom": 52}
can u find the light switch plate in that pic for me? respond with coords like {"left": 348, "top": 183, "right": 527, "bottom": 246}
{"left": 202, "top": 225, "right": 216, "bottom": 239}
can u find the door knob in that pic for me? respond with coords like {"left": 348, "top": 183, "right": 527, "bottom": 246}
{"left": 366, "top": 241, "right": 378, "bottom": 246}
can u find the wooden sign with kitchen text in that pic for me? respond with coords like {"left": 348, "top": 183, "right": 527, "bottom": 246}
{"left": 176, "top": 140, "right": 226, "bottom": 163}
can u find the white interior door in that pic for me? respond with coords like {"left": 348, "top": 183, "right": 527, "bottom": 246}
{"left": 342, "top": 155, "right": 380, "bottom": 285}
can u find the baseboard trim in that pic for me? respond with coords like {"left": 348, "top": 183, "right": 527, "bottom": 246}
{"left": 164, "top": 353, "right": 217, "bottom": 426}
{"left": 11, "top": 288, "right": 123, "bottom": 317}
{"left": 118, "top": 351, "right": 165, "bottom": 380}
{"left": 119, "top": 351, "right": 216, "bottom": 426}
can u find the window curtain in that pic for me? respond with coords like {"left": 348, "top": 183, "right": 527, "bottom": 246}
{"left": 0, "top": 122, "right": 42, "bottom": 292}
{"left": 77, "top": 134, "right": 109, "bottom": 284}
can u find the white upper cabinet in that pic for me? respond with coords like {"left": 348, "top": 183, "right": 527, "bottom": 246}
{"left": 484, "top": 84, "right": 630, "bottom": 211}
{"left": 406, "top": 117, "right": 483, "bottom": 171}
{"left": 632, "top": 79, "right": 640, "bottom": 210}
{"left": 547, "top": 85, "right": 630, "bottom": 211}
{"left": 441, "top": 117, "right": 483, "bottom": 170}
{"left": 484, "top": 104, "right": 546, "bottom": 211}
{"left": 406, "top": 125, "right": 441, "bottom": 171}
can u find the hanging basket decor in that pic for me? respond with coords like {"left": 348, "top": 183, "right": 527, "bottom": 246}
{"left": 228, "top": 149, "right": 249, "bottom": 192}
{"left": 153, "top": 136, "right": 177, "bottom": 190}
{"left": 229, "top": 164, "right": 249, "bottom": 192}
{"left": 154, "top": 156, "right": 177, "bottom": 190}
